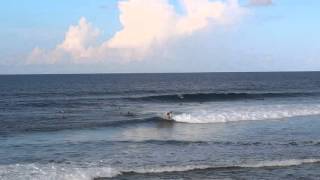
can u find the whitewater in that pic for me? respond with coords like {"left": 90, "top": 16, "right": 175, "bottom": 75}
{"left": 172, "top": 103, "right": 320, "bottom": 123}
{"left": 1, "top": 159, "right": 320, "bottom": 180}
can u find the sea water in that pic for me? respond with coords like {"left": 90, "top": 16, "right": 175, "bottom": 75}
{"left": 1, "top": 72, "right": 320, "bottom": 179}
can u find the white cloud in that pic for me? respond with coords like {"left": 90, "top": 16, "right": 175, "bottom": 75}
{"left": 106, "top": 0, "right": 176, "bottom": 49}
{"left": 176, "top": 0, "right": 225, "bottom": 35}
{"left": 57, "top": 17, "right": 100, "bottom": 59}
{"left": 28, "top": 17, "right": 101, "bottom": 64}
{"left": 29, "top": 0, "right": 246, "bottom": 64}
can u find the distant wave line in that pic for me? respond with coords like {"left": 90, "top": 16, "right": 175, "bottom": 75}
{"left": 128, "top": 92, "right": 320, "bottom": 102}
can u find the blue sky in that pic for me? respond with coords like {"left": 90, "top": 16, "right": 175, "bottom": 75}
{"left": 0, "top": 0, "right": 319, "bottom": 74}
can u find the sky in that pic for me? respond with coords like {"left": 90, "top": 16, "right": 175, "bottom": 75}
{"left": 0, "top": 0, "right": 319, "bottom": 74}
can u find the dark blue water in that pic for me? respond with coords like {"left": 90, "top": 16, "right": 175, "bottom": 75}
{"left": 1, "top": 72, "right": 320, "bottom": 179}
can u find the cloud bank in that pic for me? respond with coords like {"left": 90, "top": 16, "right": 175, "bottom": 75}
{"left": 28, "top": 0, "right": 246, "bottom": 64}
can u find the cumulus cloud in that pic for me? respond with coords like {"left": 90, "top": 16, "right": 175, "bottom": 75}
{"left": 28, "top": 17, "right": 101, "bottom": 64}
{"left": 29, "top": 0, "right": 246, "bottom": 64}
{"left": 249, "top": 0, "right": 273, "bottom": 6}
{"left": 106, "top": 0, "right": 176, "bottom": 49}
{"left": 57, "top": 17, "right": 100, "bottom": 59}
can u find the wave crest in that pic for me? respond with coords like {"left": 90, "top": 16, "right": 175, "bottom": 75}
{"left": 2, "top": 159, "right": 320, "bottom": 180}
{"left": 173, "top": 104, "right": 320, "bottom": 123}
{"left": 123, "top": 159, "right": 320, "bottom": 175}
{"left": 130, "top": 92, "right": 316, "bottom": 102}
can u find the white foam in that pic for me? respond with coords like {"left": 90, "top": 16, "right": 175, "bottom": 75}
{"left": 0, "top": 163, "right": 120, "bottom": 180}
{"left": 1, "top": 159, "right": 319, "bottom": 179}
{"left": 122, "top": 159, "right": 320, "bottom": 175}
{"left": 127, "top": 165, "right": 212, "bottom": 174}
{"left": 173, "top": 104, "right": 320, "bottom": 123}
{"left": 242, "top": 159, "right": 320, "bottom": 168}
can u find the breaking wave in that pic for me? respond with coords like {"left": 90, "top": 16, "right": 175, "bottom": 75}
{"left": 0, "top": 164, "right": 119, "bottom": 180}
{"left": 2, "top": 159, "right": 320, "bottom": 180}
{"left": 173, "top": 104, "right": 320, "bottom": 123}
{"left": 4, "top": 103, "right": 320, "bottom": 136}
{"left": 120, "top": 159, "right": 320, "bottom": 176}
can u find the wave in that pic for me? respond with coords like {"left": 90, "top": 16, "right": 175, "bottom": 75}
{"left": 240, "top": 159, "right": 320, "bottom": 168}
{"left": 0, "top": 117, "right": 165, "bottom": 136}
{"left": 129, "top": 92, "right": 317, "bottom": 102}
{"left": 2, "top": 159, "right": 319, "bottom": 180}
{"left": 3, "top": 103, "right": 320, "bottom": 135}
{"left": 120, "top": 159, "right": 320, "bottom": 175}
{"left": 106, "top": 140, "right": 320, "bottom": 147}
{"left": 172, "top": 104, "right": 320, "bottom": 123}
{"left": 1, "top": 89, "right": 161, "bottom": 98}
{"left": 0, "top": 164, "right": 119, "bottom": 180}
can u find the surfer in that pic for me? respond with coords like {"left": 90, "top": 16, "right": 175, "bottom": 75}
{"left": 165, "top": 111, "right": 173, "bottom": 120}
{"left": 126, "top": 111, "right": 135, "bottom": 117}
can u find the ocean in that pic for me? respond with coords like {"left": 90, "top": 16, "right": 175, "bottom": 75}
{"left": 1, "top": 72, "right": 320, "bottom": 179}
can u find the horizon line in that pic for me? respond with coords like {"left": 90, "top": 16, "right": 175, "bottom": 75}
{"left": 1, "top": 70, "right": 320, "bottom": 76}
